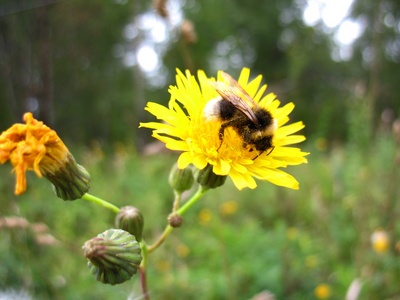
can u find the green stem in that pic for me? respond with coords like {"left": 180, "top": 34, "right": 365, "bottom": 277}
{"left": 139, "top": 241, "right": 150, "bottom": 300}
{"left": 177, "top": 186, "right": 209, "bottom": 215}
{"left": 147, "top": 186, "right": 208, "bottom": 253}
{"left": 81, "top": 193, "right": 120, "bottom": 214}
{"left": 172, "top": 192, "right": 182, "bottom": 212}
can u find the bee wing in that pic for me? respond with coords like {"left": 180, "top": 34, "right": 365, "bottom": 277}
{"left": 210, "top": 80, "right": 259, "bottom": 125}
{"left": 220, "top": 71, "right": 258, "bottom": 107}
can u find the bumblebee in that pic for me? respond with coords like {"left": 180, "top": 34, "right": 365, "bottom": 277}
{"left": 204, "top": 71, "right": 277, "bottom": 157}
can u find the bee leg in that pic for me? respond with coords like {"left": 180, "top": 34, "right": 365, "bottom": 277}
{"left": 218, "top": 126, "right": 225, "bottom": 141}
{"left": 244, "top": 143, "right": 252, "bottom": 151}
{"left": 266, "top": 146, "right": 275, "bottom": 156}
{"left": 217, "top": 119, "right": 245, "bottom": 152}
{"left": 217, "top": 121, "right": 236, "bottom": 151}
{"left": 252, "top": 151, "right": 264, "bottom": 160}
{"left": 217, "top": 126, "right": 226, "bottom": 151}
{"left": 252, "top": 147, "right": 274, "bottom": 160}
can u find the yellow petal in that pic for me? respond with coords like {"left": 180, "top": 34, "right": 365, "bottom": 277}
{"left": 229, "top": 169, "right": 257, "bottom": 190}
{"left": 193, "top": 154, "right": 208, "bottom": 170}
{"left": 276, "top": 121, "right": 305, "bottom": 138}
{"left": 177, "top": 152, "right": 193, "bottom": 169}
{"left": 274, "top": 102, "right": 295, "bottom": 120}
{"left": 231, "top": 161, "right": 249, "bottom": 173}
{"left": 237, "top": 68, "right": 250, "bottom": 87}
{"left": 246, "top": 75, "right": 263, "bottom": 98}
{"left": 276, "top": 135, "right": 306, "bottom": 146}
{"left": 213, "top": 159, "right": 231, "bottom": 175}
{"left": 253, "top": 84, "right": 267, "bottom": 103}
{"left": 152, "top": 134, "right": 189, "bottom": 151}
{"left": 273, "top": 155, "right": 308, "bottom": 165}
{"left": 266, "top": 169, "right": 300, "bottom": 190}
{"left": 259, "top": 93, "right": 276, "bottom": 108}
{"left": 272, "top": 146, "right": 309, "bottom": 157}
{"left": 198, "top": 70, "right": 215, "bottom": 102}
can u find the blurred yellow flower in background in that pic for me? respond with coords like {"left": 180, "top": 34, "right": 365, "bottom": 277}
{"left": 371, "top": 228, "right": 389, "bottom": 254}
{"left": 156, "top": 260, "right": 171, "bottom": 273}
{"left": 218, "top": 200, "right": 238, "bottom": 216}
{"left": 176, "top": 244, "right": 190, "bottom": 258}
{"left": 140, "top": 68, "right": 308, "bottom": 190}
{"left": 314, "top": 283, "right": 331, "bottom": 299}
{"left": 198, "top": 208, "right": 212, "bottom": 225}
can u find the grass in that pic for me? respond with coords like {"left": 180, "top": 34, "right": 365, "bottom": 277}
{"left": 1, "top": 132, "right": 400, "bottom": 299}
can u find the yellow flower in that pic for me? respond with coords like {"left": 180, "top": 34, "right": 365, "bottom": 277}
{"left": 219, "top": 200, "right": 238, "bottom": 216}
{"left": 156, "top": 260, "right": 171, "bottom": 272}
{"left": 140, "top": 68, "right": 308, "bottom": 190}
{"left": 198, "top": 208, "right": 212, "bottom": 225}
{"left": 0, "top": 113, "right": 90, "bottom": 199}
{"left": 176, "top": 244, "right": 190, "bottom": 258}
{"left": 371, "top": 228, "right": 389, "bottom": 254}
{"left": 314, "top": 284, "right": 331, "bottom": 299}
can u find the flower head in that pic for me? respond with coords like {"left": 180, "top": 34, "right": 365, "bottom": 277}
{"left": 115, "top": 206, "right": 144, "bottom": 242}
{"left": 83, "top": 229, "right": 142, "bottom": 285}
{"left": 0, "top": 112, "right": 90, "bottom": 199}
{"left": 140, "top": 68, "right": 308, "bottom": 190}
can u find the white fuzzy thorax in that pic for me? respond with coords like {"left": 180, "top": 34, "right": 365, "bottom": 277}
{"left": 265, "top": 118, "right": 278, "bottom": 135}
{"left": 203, "top": 96, "right": 223, "bottom": 121}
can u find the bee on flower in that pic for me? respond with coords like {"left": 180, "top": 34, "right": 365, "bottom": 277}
{"left": 140, "top": 68, "right": 308, "bottom": 190}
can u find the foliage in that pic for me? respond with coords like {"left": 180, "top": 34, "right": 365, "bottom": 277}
{"left": 1, "top": 128, "right": 400, "bottom": 299}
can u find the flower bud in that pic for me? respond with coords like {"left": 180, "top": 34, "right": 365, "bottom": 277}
{"left": 195, "top": 164, "right": 227, "bottom": 189}
{"left": 46, "top": 154, "right": 91, "bottom": 200}
{"left": 153, "top": 0, "right": 168, "bottom": 18}
{"left": 181, "top": 20, "right": 197, "bottom": 45}
{"left": 168, "top": 213, "right": 183, "bottom": 227}
{"left": 83, "top": 229, "right": 142, "bottom": 285}
{"left": 169, "top": 163, "right": 194, "bottom": 194}
{"left": 115, "top": 206, "right": 144, "bottom": 242}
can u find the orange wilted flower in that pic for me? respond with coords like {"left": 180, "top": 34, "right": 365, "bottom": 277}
{"left": 0, "top": 112, "right": 90, "bottom": 200}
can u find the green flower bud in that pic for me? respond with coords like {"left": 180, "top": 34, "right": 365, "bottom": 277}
{"left": 195, "top": 164, "right": 227, "bottom": 189}
{"left": 168, "top": 213, "right": 183, "bottom": 227}
{"left": 115, "top": 206, "right": 144, "bottom": 242}
{"left": 83, "top": 229, "right": 142, "bottom": 285}
{"left": 169, "top": 163, "right": 194, "bottom": 194}
{"left": 45, "top": 154, "right": 91, "bottom": 200}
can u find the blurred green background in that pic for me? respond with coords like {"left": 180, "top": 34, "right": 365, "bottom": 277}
{"left": 1, "top": 0, "right": 400, "bottom": 299}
